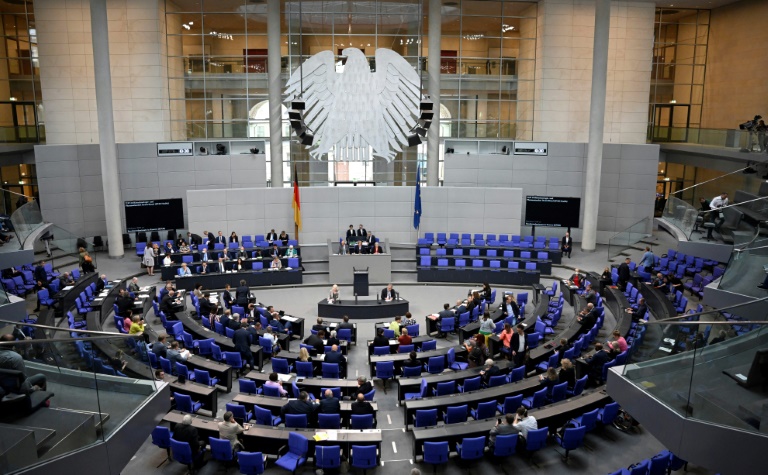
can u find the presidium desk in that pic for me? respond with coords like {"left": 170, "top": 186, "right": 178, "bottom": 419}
{"left": 318, "top": 297, "right": 409, "bottom": 320}
{"left": 327, "top": 239, "right": 392, "bottom": 284}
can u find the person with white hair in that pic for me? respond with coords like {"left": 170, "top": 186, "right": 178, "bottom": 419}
{"left": 173, "top": 414, "right": 206, "bottom": 467}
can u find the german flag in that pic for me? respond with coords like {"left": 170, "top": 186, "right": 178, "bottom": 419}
{"left": 292, "top": 166, "right": 302, "bottom": 230}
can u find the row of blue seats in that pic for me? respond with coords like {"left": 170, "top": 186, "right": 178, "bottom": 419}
{"left": 608, "top": 449, "right": 688, "bottom": 475}
{"left": 420, "top": 248, "right": 552, "bottom": 259}
{"left": 419, "top": 257, "right": 542, "bottom": 270}
{"left": 420, "top": 236, "right": 561, "bottom": 250}
{"left": 1, "top": 263, "right": 67, "bottom": 299}
{"left": 135, "top": 238, "right": 300, "bottom": 257}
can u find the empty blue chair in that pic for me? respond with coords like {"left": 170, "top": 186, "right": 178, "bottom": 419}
{"left": 351, "top": 414, "right": 374, "bottom": 429}
{"left": 447, "top": 347, "right": 467, "bottom": 371}
{"left": 420, "top": 256, "right": 431, "bottom": 266}
{"left": 376, "top": 361, "right": 395, "bottom": 386}
{"left": 498, "top": 394, "right": 524, "bottom": 415}
{"left": 373, "top": 346, "right": 390, "bottom": 356}
{"left": 383, "top": 329, "right": 396, "bottom": 339}
{"left": 471, "top": 400, "right": 497, "bottom": 420}
{"left": 425, "top": 356, "right": 445, "bottom": 374}
{"left": 170, "top": 438, "right": 205, "bottom": 473}
{"left": 322, "top": 362, "right": 340, "bottom": 378}
{"left": 555, "top": 425, "right": 586, "bottom": 460}
{"left": 550, "top": 381, "right": 568, "bottom": 403}
{"left": 239, "top": 378, "right": 258, "bottom": 394}
{"left": 456, "top": 436, "right": 486, "bottom": 461}
{"left": 458, "top": 376, "right": 481, "bottom": 393}
{"left": 403, "top": 366, "right": 421, "bottom": 380}
{"left": 261, "top": 385, "right": 281, "bottom": 397}
{"left": 338, "top": 328, "right": 353, "bottom": 343}
{"left": 598, "top": 402, "right": 620, "bottom": 427}
{"left": 398, "top": 344, "right": 414, "bottom": 354}
{"left": 455, "top": 258, "right": 466, "bottom": 267}
{"left": 509, "top": 366, "right": 525, "bottom": 383}
{"left": 574, "top": 408, "right": 599, "bottom": 434}
{"left": 224, "top": 351, "right": 244, "bottom": 375}
{"left": 443, "top": 404, "right": 468, "bottom": 424}
{"left": 415, "top": 409, "right": 438, "bottom": 428}
{"left": 423, "top": 441, "right": 449, "bottom": 472}
{"left": 405, "top": 378, "right": 427, "bottom": 400}
{"left": 488, "top": 375, "right": 507, "bottom": 388}
{"left": 438, "top": 316, "right": 455, "bottom": 336}
{"left": 318, "top": 413, "right": 341, "bottom": 429}
{"left": 285, "top": 414, "right": 308, "bottom": 428}
{"left": 522, "top": 388, "right": 547, "bottom": 409}
{"left": 254, "top": 404, "right": 281, "bottom": 426}
{"left": 421, "top": 339, "right": 437, "bottom": 351}
{"left": 173, "top": 393, "right": 202, "bottom": 413}
{"left": 296, "top": 361, "right": 314, "bottom": 378}
{"left": 225, "top": 403, "right": 253, "bottom": 424}
{"left": 493, "top": 433, "right": 518, "bottom": 458}
{"left": 208, "top": 437, "right": 234, "bottom": 465}
{"left": 350, "top": 445, "right": 378, "bottom": 474}
{"left": 194, "top": 368, "right": 219, "bottom": 387}
{"left": 432, "top": 381, "right": 456, "bottom": 396}
{"left": 237, "top": 451, "right": 267, "bottom": 475}
{"left": 272, "top": 357, "right": 292, "bottom": 375}
{"left": 525, "top": 426, "right": 549, "bottom": 454}
{"left": 275, "top": 432, "right": 308, "bottom": 473}
{"left": 151, "top": 426, "right": 172, "bottom": 466}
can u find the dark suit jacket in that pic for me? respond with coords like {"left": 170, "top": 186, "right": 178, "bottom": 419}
{"left": 350, "top": 400, "right": 374, "bottom": 416}
{"left": 216, "top": 235, "right": 226, "bottom": 244}
{"left": 152, "top": 342, "right": 167, "bottom": 358}
{"left": 173, "top": 424, "right": 201, "bottom": 454}
{"left": 346, "top": 229, "right": 356, "bottom": 241}
{"left": 207, "top": 233, "right": 215, "bottom": 250}
{"left": 357, "top": 228, "right": 367, "bottom": 237}
{"left": 232, "top": 328, "right": 251, "bottom": 354}
{"left": 481, "top": 364, "right": 500, "bottom": 383}
{"left": 304, "top": 334, "right": 324, "bottom": 355}
{"left": 116, "top": 295, "right": 135, "bottom": 316}
{"left": 438, "top": 309, "right": 453, "bottom": 321}
{"left": 561, "top": 236, "right": 572, "bottom": 249}
{"left": 631, "top": 304, "right": 648, "bottom": 321}
{"left": 160, "top": 294, "right": 175, "bottom": 315}
{"left": 235, "top": 285, "right": 249, "bottom": 307}
{"left": 199, "top": 297, "right": 213, "bottom": 316}
{"left": 34, "top": 265, "right": 47, "bottom": 284}
{"left": 618, "top": 263, "right": 631, "bottom": 281}
{"left": 579, "top": 310, "right": 597, "bottom": 329}
{"left": 266, "top": 232, "right": 278, "bottom": 242}
{"left": 587, "top": 350, "right": 611, "bottom": 380}
{"left": 559, "top": 366, "right": 576, "bottom": 388}
{"left": 312, "top": 324, "right": 328, "bottom": 335}
{"left": 221, "top": 290, "right": 233, "bottom": 307}
{"left": 189, "top": 233, "right": 202, "bottom": 245}
{"left": 355, "top": 381, "right": 373, "bottom": 397}
{"left": 501, "top": 301, "right": 520, "bottom": 319}
{"left": 324, "top": 351, "right": 346, "bottom": 365}
{"left": 510, "top": 332, "right": 528, "bottom": 354}
{"left": 372, "top": 335, "right": 390, "bottom": 348}
{"left": 352, "top": 243, "right": 364, "bottom": 254}
{"left": 381, "top": 287, "right": 396, "bottom": 300}
{"left": 318, "top": 397, "right": 341, "bottom": 414}
{"left": 281, "top": 399, "right": 316, "bottom": 417}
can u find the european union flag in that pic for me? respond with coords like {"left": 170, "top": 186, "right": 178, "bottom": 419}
{"left": 414, "top": 164, "right": 422, "bottom": 229}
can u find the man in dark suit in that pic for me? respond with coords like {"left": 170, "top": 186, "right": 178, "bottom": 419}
{"left": 453, "top": 299, "right": 468, "bottom": 315}
{"left": 216, "top": 231, "right": 226, "bottom": 245}
{"left": 479, "top": 358, "right": 500, "bottom": 385}
{"left": 235, "top": 280, "right": 250, "bottom": 307}
{"left": 356, "top": 224, "right": 367, "bottom": 238}
{"left": 207, "top": 231, "right": 216, "bottom": 250}
{"left": 187, "top": 232, "right": 203, "bottom": 247}
{"left": 381, "top": 284, "right": 396, "bottom": 301}
{"left": 115, "top": 288, "right": 135, "bottom": 317}
{"left": 34, "top": 261, "right": 48, "bottom": 286}
{"left": 266, "top": 229, "right": 278, "bottom": 243}
{"left": 510, "top": 324, "right": 528, "bottom": 368}
{"left": 160, "top": 289, "right": 179, "bottom": 319}
{"left": 364, "top": 231, "right": 375, "bottom": 252}
{"left": 577, "top": 303, "right": 598, "bottom": 334}
{"left": 281, "top": 391, "right": 317, "bottom": 419}
{"left": 324, "top": 344, "right": 346, "bottom": 368}
{"left": 354, "top": 376, "right": 373, "bottom": 398}
{"left": 227, "top": 311, "right": 243, "bottom": 331}
{"left": 352, "top": 240, "right": 364, "bottom": 255}
{"left": 583, "top": 284, "right": 598, "bottom": 306}
{"left": 304, "top": 329, "right": 325, "bottom": 355}
{"left": 345, "top": 225, "right": 356, "bottom": 243}
{"left": 350, "top": 393, "right": 376, "bottom": 427}
{"left": 625, "top": 297, "right": 648, "bottom": 322}
{"left": 219, "top": 311, "right": 232, "bottom": 331}
{"left": 561, "top": 232, "right": 573, "bottom": 258}
{"left": 152, "top": 334, "right": 168, "bottom": 358}
{"left": 372, "top": 328, "right": 390, "bottom": 348}
{"left": 173, "top": 415, "right": 206, "bottom": 468}
{"left": 312, "top": 318, "right": 328, "bottom": 335}
{"left": 199, "top": 292, "right": 213, "bottom": 317}
{"left": 617, "top": 257, "right": 632, "bottom": 291}
{"left": 232, "top": 322, "right": 254, "bottom": 372}
{"left": 337, "top": 315, "right": 354, "bottom": 331}
{"left": 317, "top": 389, "right": 341, "bottom": 415}
{"left": 586, "top": 342, "right": 612, "bottom": 387}
{"left": 94, "top": 274, "right": 109, "bottom": 293}
{"left": 221, "top": 284, "right": 233, "bottom": 308}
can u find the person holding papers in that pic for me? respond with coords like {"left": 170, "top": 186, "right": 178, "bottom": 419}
{"left": 270, "top": 256, "right": 282, "bottom": 270}
{"left": 284, "top": 245, "right": 298, "bottom": 258}
{"left": 381, "top": 283, "right": 396, "bottom": 301}
{"left": 329, "top": 284, "right": 339, "bottom": 302}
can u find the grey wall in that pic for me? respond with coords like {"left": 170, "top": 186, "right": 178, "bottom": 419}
{"left": 443, "top": 142, "right": 660, "bottom": 244}
{"left": 34, "top": 143, "right": 266, "bottom": 237}
{"left": 186, "top": 186, "right": 523, "bottom": 245}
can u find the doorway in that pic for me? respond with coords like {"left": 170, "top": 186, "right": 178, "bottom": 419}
{"left": 0, "top": 101, "right": 38, "bottom": 143}
{"left": 651, "top": 104, "right": 690, "bottom": 143}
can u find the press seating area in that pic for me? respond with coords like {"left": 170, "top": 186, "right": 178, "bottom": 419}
{"left": 653, "top": 249, "right": 724, "bottom": 299}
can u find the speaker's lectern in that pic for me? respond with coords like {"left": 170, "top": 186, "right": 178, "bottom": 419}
{"left": 353, "top": 267, "right": 369, "bottom": 297}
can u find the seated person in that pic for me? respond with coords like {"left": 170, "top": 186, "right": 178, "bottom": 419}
{"left": 489, "top": 413, "right": 518, "bottom": 449}
{"left": 264, "top": 372, "right": 287, "bottom": 396}
{"left": 583, "top": 284, "right": 597, "bottom": 306}
{"left": 402, "top": 312, "right": 417, "bottom": 327}
{"left": 284, "top": 245, "right": 298, "bottom": 258}
{"left": 372, "top": 328, "right": 390, "bottom": 348}
{"left": 270, "top": 256, "right": 282, "bottom": 270}
{"left": 371, "top": 242, "right": 384, "bottom": 254}
{"left": 324, "top": 344, "right": 346, "bottom": 367}
{"left": 479, "top": 358, "right": 500, "bottom": 385}
{"left": 398, "top": 327, "right": 412, "bottom": 346}
{"left": 350, "top": 393, "right": 376, "bottom": 427}
{"left": 178, "top": 262, "right": 192, "bottom": 276}
{"left": 0, "top": 334, "right": 48, "bottom": 394}
{"left": 281, "top": 391, "right": 317, "bottom": 419}
{"left": 218, "top": 411, "right": 245, "bottom": 452}
{"left": 354, "top": 376, "right": 373, "bottom": 398}
{"left": 268, "top": 244, "right": 280, "bottom": 259}
{"left": 559, "top": 358, "right": 576, "bottom": 389}
{"left": 266, "top": 229, "right": 278, "bottom": 244}
{"left": 569, "top": 268, "right": 585, "bottom": 289}
{"left": 326, "top": 330, "right": 340, "bottom": 347}
{"left": 388, "top": 316, "right": 402, "bottom": 337}
{"left": 511, "top": 406, "right": 538, "bottom": 438}
{"left": 162, "top": 254, "right": 172, "bottom": 267}
{"left": 167, "top": 341, "right": 190, "bottom": 365}
{"left": 178, "top": 241, "right": 191, "bottom": 253}
{"left": 164, "top": 242, "right": 175, "bottom": 254}
{"left": 174, "top": 415, "right": 206, "bottom": 468}
{"left": 338, "top": 240, "right": 349, "bottom": 255}
{"left": 304, "top": 329, "right": 325, "bottom": 355}
{"left": 586, "top": 342, "right": 611, "bottom": 387}
{"left": 318, "top": 388, "right": 340, "bottom": 415}
{"left": 58, "top": 272, "right": 75, "bottom": 286}
{"left": 352, "top": 240, "right": 365, "bottom": 255}
{"left": 381, "top": 284, "right": 396, "bottom": 301}
{"left": 312, "top": 318, "right": 329, "bottom": 335}
{"left": 278, "top": 231, "right": 289, "bottom": 246}
{"left": 403, "top": 351, "right": 421, "bottom": 369}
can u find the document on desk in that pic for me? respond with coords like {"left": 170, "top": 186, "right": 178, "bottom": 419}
{"left": 314, "top": 432, "right": 329, "bottom": 441}
{"left": 63, "top": 286, "right": 74, "bottom": 291}
{"left": 277, "top": 373, "right": 292, "bottom": 382}
{"left": 282, "top": 316, "right": 299, "bottom": 323}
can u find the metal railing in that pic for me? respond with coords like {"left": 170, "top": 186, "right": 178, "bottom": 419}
{"left": 607, "top": 216, "right": 653, "bottom": 259}
{"left": 649, "top": 126, "right": 764, "bottom": 151}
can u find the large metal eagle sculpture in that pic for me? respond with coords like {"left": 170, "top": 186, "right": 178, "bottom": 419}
{"left": 285, "top": 47, "right": 421, "bottom": 162}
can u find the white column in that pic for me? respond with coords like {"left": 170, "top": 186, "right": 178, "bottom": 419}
{"left": 426, "top": 0, "right": 441, "bottom": 187}
{"left": 581, "top": 0, "right": 610, "bottom": 251}
{"left": 90, "top": 0, "right": 124, "bottom": 258}
{"left": 268, "top": 0, "right": 284, "bottom": 187}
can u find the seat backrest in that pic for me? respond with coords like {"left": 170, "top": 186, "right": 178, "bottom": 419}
{"left": 423, "top": 441, "right": 449, "bottom": 464}
{"left": 526, "top": 427, "right": 549, "bottom": 451}
{"left": 285, "top": 414, "right": 308, "bottom": 428}
{"left": 445, "top": 405, "right": 468, "bottom": 424}
{"left": 350, "top": 414, "right": 373, "bottom": 429}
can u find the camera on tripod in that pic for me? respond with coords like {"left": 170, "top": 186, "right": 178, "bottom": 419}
{"left": 739, "top": 115, "right": 763, "bottom": 132}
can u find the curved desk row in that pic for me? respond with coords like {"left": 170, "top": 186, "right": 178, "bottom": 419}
{"left": 172, "top": 268, "right": 302, "bottom": 291}
{"left": 233, "top": 393, "right": 379, "bottom": 427}
{"left": 411, "top": 389, "right": 611, "bottom": 458}
{"left": 317, "top": 298, "right": 409, "bottom": 320}
{"left": 157, "top": 247, "right": 303, "bottom": 264}
{"left": 486, "top": 287, "right": 554, "bottom": 359}
{"left": 395, "top": 359, "right": 514, "bottom": 402}
{"left": 417, "top": 267, "right": 540, "bottom": 286}
{"left": 244, "top": 370, "right": 360, "bottom": 398}
{"left": 163, "top": 410, "right": 382, "bottom": 457}
{"left": 367, "top": 345, "right": 467, "bottom": 377}
{"left": 365, "top": 335, "right": 434, "bottom": 355}
{"left": 161, "top": 257, "right": 301, "bottom": 281}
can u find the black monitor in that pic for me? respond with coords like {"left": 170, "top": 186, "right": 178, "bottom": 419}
{"left": 524, "top": 196, "right": 581, "bottom": 228}
{"left": 124, "top": 199, "right": 184, "bottom": 233}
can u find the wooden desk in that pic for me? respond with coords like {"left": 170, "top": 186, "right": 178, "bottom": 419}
{"left": 170, "top": 379, "right": 218, "bottom": 413}
{"left": 232, "top": 393, "right": 378, "bottom": 427}
{"left": 411, "top": 389, "right": 611, "bottom": 458}
{"left": 162, "top": 410, "right": 382, "bottom": 457}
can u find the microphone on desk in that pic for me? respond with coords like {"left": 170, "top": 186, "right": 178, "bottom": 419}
{"left": 355, "top": 292, "right": 358, "bottom": 304}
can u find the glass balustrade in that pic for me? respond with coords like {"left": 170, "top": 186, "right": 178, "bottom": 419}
{"left": 621, "top": 323, "right": 768, "bottom": 434}
{"left": 661, "top": 196, "right": 700, "bottom": 240}
{"left": 717, "top": 241, "right": 768, "bottom": 298}
{"left": 607, "top": 217, "right": 653, "bottom": 258}
{"left": 650, "top": 127, "right": 757, "bottom": 150}
{"left": 0, "top": 323, "right": 160, "bottom": 473}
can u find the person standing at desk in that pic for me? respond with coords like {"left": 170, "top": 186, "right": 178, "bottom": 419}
{"left": 278, "top": 231, "right": 289, "bottom": 246}
{"left": 207, "top": 231, "right": 216, "bottom": 250}
{"left": 329, "top": 284, "right": 339, "bottom": 302}
{"left": 266, "top": 229, "right": 278, "bottom": 244}
{"left": 561, "top": 232, "right": 573, "bottom": 258}
{"left": 345, "top": 225, "right": 356, "bottom": 243}
{"left": 381, "top": 284, "right": 396, "bottom": 301}
{"left": 639, "top": 246, "right": 655, "bottom": 273}
{"left": 233, "top": 321, "right": 255, "bottom": 373}
{"left": 356, "top": 224, "right": 367, "bottom": 239}
{"left": 142, "top": 244, "right": 156, "bottom": 276}
{"left": 501, "top": 294, "right": 520, "bottom": 323}
{"left": 235, "top": 280, "right": 249, "bottom": 307}
{"left": 318, "top": 388, "right": 341, "bottom": 415}
{"left": 708, "top": 192, "right": 729, "bottom": 238}
{"left": 510, "top": 324, "right": 528, "bottom": 368}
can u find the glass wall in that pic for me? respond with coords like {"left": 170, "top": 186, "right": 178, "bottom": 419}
{"left": 0, "top": 2, "right": 43, "bottom": 143}
{"left": 164, "top": 0, "right": 537, "bottom": 186}
{"left": 648, "top": 8, "right": 709, "bottom": 142}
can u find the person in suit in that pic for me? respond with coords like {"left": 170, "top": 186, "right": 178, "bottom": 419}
{"left": 354, "top": 376, "right": 373, "bottom": 398}
{"left": 403, "top": 351, "right": 421, "bottom": 369}
{"left": 488, "top": 413, "right": 518, "bottom": 449}
{"left": 501, "top": 294, "right": 520, "bottom": 322}
{"left": 617, "top": 258, "right": 632, "bottom": 291}
{"left": 381, "top": 284, "right": 396, "bottom": 301}
{"left": 371, "top": 242, "right": 383, "bottom": 254}
{"left": 34, "top": 261, "right": 48, "bottom": 286}
{"left": 173, "top": 415, "right": 206, "bottom": 467}
{"left": 215, "top": 257, "right": 226, "bottom": 273}
{"left": 265, "top": 229, "right": 277, "bottom": 243}
{"left": 229, "top": 231, "right": 239, "bottom": 244}
{"left": 577, "top": 303, "right": 598, "bottom": 334}
{"left": 281, "top": 391, "right": 317, "bottom": 420}
{"left": 207, "top": 231, "right": 216, "bottom": 250}
{"left": 438, "top": 303, "right": 453, "bottom": 321}
{"left": 356, "top": 224, "right": 367, "bottom": 238}
{"left": 278, "top": 231, "right": 289, "bottom": 246}
{"left": 198, "top": 292, "right": 213, "bottom": 317}
{"left": 312, "top": 318, "right": 329, "bottom": 335}
{"left": 345, "top": 225, "right": 356, "bottom": 243}
{"left": 561, "top": 232, "right": 573, "bottom": 258}
{"left": 235, "top": 280, "right": 249, "bottom": 307}
{"left": 352, "top": 240, "right": 364, "bottom": 255}
{"left": 510, "top": 324, "right": 528, "bottom": 368}
{"left": 324, "top": 344, "right": 346, "bottom": 369}
{"left": 583, "top": 284, "right": 597, "bottom": 306}
{"left": 318, "top": 388, "right": 341, "bottom": 414}
{"left": 152, "top": 334, "right": 168, "bottom": 358}
{"left": 221, "top": 283, "right": 233, "bottom": 308}
{"left": 338, "top": 240, "right": 348, "bottom": 255}
{"left": 350, "top": 393, "right": 376, "bottom": 427}
{"left": 160, "top": 289, "right": 179, "bottom": 319}
{"left": 304, "top": 329, "right": 325, "bottom": 355}
{"left": 365, "top": 231, "right": 376, "bottom": 249}
{"left": 559, "top": 358, "right": 576, "bottom": 389}
{"left": 453, "top": 299, "right": 468, "bottom": 315}
{"left": 372, "top": 328, "right": 390, "bottom": 349}
{"left": 479, "top": 358, "right": 500, "bottom": 385}
{"left": 216, "top": 231, "right": 226, "bottom": 245}
{"left": 115, "top": 288, "right": 135, "bottom": 317}
{"left": 586, "top": 342, "right": 611, "bottom": 387}
{"left": 268, "top": 244, "right": 280, "bottom": 258}
{"left": 128, "top": 277, "right": 141, "bottom": 293}
{"left": 625, "top": 297, "right": 648, "bottom": 322}
{"left": 232, "top": 321, "right": 254, "bottom": 372}
{"left": 95, "top": 274, "right": 109, "bottom": 293}
{"left": 338, "top": 315, "right": 354, "bottom": 331}
{"left": 218, "top": 411, "right": 245, "bottom": 452}
{"left": 187, "top": 232, "right": 203, "bottom": 247}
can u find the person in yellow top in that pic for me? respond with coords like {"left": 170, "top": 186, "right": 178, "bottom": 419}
{"left": 388, "top": 315, "right": 402, "bottom": 337}
{"left": 128, "top": 315, "right": 145, "bottom": 335}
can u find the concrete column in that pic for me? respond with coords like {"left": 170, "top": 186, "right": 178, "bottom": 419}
{"left": 267, "top": 0, "right": 284, "bottom": 187}
{"left": 426, "top": 0, "right": 441, "bottom": 187}
{"left": 581, "top": 0, "right": 610, "bottom": 251}
{"left": 90, "top": 0, "right": 124, "bottom": 258}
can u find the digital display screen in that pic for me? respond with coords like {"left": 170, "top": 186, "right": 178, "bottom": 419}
{"left": 125, "top": 199, "right": 184, "bottom": 232}
{"left": 524, "top": 196, "right": 581, "bottom": 228}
